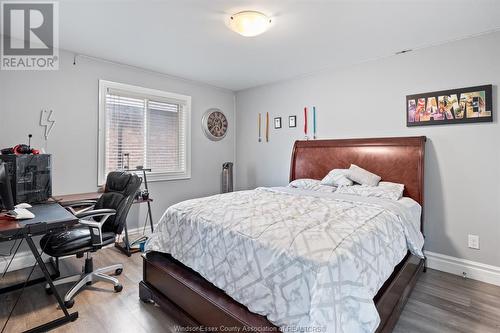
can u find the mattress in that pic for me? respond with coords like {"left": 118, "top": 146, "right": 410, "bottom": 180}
{"left": 146, "top": 187, "right": 424, "bottom": 333}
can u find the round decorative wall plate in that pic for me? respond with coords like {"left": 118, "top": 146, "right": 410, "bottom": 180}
{"left": 202, "top": 108, "right": 228, "bottom": 141}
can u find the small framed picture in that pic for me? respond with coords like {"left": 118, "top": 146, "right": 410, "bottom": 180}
{"left": 274, "top": 117, "right": 282, "bottom": 129}
{"left": 288, "top": 115, "right": 297, "bottom": 128}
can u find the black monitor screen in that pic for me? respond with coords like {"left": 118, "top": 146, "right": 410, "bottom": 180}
{"left": 0, "top": 162, "right": 14, "bottom": 211}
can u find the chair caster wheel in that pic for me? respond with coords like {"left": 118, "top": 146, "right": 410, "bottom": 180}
{"left": 64, "top": 299, "right": 75, "bottom": 309}
{"left": 86, "top": 281, "right": 92, "bottom": 286}
{"left": 114, "top": 284, "right": 123, "bottom": 292}
{"left": 45, "top": 287, "right": 53, "bottom": 295}
{"left": 115, "top": 268, "right": 123, "bottom": 275}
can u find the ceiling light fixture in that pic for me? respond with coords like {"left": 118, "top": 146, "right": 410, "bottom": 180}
{"left": 229, "top": 11, "right": 272, "bottom": 37}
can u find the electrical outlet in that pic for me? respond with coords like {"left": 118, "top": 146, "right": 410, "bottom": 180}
{"left": 468, "top": 234, "right": 480, "bottom": 250}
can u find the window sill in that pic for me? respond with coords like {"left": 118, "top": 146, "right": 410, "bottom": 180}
{"left": 136, "top": 171, "right": 191, "bottom": 183}
{"left": 98, "top": 171, "right": 191, "bottom": 186}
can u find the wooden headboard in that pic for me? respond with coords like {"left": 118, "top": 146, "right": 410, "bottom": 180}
{"left": 290, "top": 136, "right": 426, "bottom": 206}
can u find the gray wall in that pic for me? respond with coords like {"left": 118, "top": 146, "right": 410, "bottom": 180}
{"left": 235, "top": 32, "right": 500, "bottom": 267}
{"left": 0, "top": 50, "right": 235, "bottom": 258}
{"left": 1, "top": 33, "right": 499, "bottom": 269}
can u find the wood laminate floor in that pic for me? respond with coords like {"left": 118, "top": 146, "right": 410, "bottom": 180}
{"left": 1, "top": 248, "right": 499, "bottom": 333}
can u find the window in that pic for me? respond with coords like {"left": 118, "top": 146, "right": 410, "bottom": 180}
{"left": 98, "top": 80, "right": 191, "bottom": 184}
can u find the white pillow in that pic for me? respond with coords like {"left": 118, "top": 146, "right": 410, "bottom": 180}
{"left": 336, "top": 181, "right": 405, "bottom": 201}
{"left": 288, "top": 179, "right": 336, "bottom": 193}
{"left": 321, "top": 169, "right": 353, "bottom": 187}
{"left": 347, "top": 164, "right": 381, "bottom": 186}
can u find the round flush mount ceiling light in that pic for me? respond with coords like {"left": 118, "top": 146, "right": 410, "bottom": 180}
{"left": 229, "top": 11, "right": 272, "bottom": 37}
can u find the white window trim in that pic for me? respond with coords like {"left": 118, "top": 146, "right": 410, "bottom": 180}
{"left": 98, "top": 80, "right": 191, "bottom": 185}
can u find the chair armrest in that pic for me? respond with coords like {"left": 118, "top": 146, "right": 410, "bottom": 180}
{"left": 76, "top": 208, "right": 116, "bottom": 219}
{"left": 63, "top": 200, "right": 98, "bottom": 208}
{"left": 63, "top": 200, "right": 97, "bottom": 215}
{"left": 77, "top": 209, "right": 116, "bottom": 246}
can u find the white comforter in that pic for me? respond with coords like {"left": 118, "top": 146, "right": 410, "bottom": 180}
{"left": 146, "top": 187, "right": 424, "bottom": 333}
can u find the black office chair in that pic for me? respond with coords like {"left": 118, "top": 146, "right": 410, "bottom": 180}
{"left": 40, "top": 171, "right": 142, "bottom": 308}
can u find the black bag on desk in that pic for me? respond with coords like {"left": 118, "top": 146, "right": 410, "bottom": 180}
{"left": 0, "top": 154, "right": 52, "bottom": 204}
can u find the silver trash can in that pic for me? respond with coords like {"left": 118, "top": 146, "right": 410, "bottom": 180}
{"left": 222, "top": 162, "right": 233, "bottom": 193}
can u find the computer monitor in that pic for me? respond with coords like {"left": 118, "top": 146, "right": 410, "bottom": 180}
{"left": 0, "top": 161, "right": 14, "bottom": 212}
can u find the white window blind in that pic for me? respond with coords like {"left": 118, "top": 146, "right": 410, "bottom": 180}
{"left": 98, "top": 81, "right": 191, "bottom": 184}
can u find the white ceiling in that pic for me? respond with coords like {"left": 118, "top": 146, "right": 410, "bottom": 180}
{"left": 54, "top": 1, "right": 500, "bottom": 90}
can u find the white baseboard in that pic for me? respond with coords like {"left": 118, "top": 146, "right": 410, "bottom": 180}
{"left": 0, "top": 250, "right": 51, "bottom": 273}
{"left": 0, "top": 227, "right": 151, "bottom": 273}
{"left": 123, "top": 226, "right": 151, "bottom": 240}
{"left": 425, "top": 251, "right": 500, "bottom": 286}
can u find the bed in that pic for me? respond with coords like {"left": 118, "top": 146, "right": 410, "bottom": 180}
{"left": 139, "top": 136, "right": 426, "bottom": 332}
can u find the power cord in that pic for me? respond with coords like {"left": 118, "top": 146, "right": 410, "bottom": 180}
{"left": 1, "top": 239, "right": 23, "bottom": 277}
{"left": 0, "top": 226, "right": 25, "bottom": 274}
{"left": 0, "top": 238, "right": 21, "bottom": 258}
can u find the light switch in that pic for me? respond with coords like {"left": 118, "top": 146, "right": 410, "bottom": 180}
{"left": 468, "top": 234, "right": 480, "bottom": 250}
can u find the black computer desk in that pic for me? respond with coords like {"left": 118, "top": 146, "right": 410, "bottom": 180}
{"left": 0, "top": 203, "right": 79, "bottom": 332}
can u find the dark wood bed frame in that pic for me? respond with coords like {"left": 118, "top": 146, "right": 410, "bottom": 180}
{"left": 139, "top": 136, "right": 427, "bottom": 332}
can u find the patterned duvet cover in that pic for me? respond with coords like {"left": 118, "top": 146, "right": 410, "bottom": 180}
{"left": 146, "top": 187, "right": 424, "bottom": 333}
